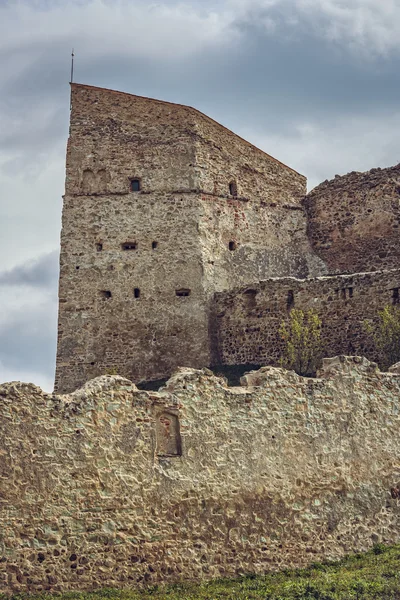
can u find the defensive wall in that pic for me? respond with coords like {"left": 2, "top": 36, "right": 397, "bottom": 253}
{"left": 214, "top": 269, "right": 400, "bottom": 367}
{"left": 2, "top": 357, "right": 400, "bottom": 593}
{"left": 304, "top": 165, "right": 400, "bottom": 274}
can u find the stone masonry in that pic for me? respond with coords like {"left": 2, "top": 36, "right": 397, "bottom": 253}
{"left": 304, "top": 165, "right": 400, "bottom": 274}
{"left": 215, "top": 269, "right": 400, "bottom": 367}
{"left": 55, "top": 84, "right": 323, "bottom": 393}
{"left": 2, "top": 357, "right": 400, "bottom": 593}
{"left": 55, "top": 84, "right": 400, "bottom": 390}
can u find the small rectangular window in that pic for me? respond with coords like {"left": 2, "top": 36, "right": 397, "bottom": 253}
{"left": 122, "top": 242, "right": 137, "bottom": 250}
{"left": 176, "top": 289, "right": 191, "bottom": 297}
{"left": 134, "top": 288, "right": 140, "bottom": 299}
{"left": 393, "top": 288, "right": 399, "bottom": 305}
{"left": 100, "top": 290, "right": 112, "bottom": 299}
{"left": 96, "top": 242, "right": 103, "bottom": 252}
{"left": 130, "top": 179, "right": 141, "bottom": 192}
{"left": 229, "top": 181, "right": 238, "bottom": 197}
{"left": 152, "top": 241, "right": 158, "bottom": 250}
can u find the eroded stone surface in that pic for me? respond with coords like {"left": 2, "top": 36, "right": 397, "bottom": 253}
{"left": 304, "top": 166, "right": 400, "bottom": 274}
{"left": 55, "top": 84, "right": 320, "bottom": 394}
{"left": 2, "top": 358, "right": 400, "bottom": 593}
{"left": 215, "top": 269, "right": 400, "bottom": 366}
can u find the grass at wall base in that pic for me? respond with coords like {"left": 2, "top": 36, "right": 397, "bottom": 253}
{"left": 5, "top": 544, "right": 400, "bottom": 600}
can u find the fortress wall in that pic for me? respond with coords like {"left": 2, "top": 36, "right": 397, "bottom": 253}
{"left": 214, "top": 269, "right": 400, "bottom": 367}
{"left": 193, "top": 110, "right": 307, "bottom": 204}
{"left": 304, "top": 165, "right": 400, "bottom": 274}
{"left": 199, "top": 196, "right": 326, "bottom": 296}
{"left": 2, "top": 358, "right": 400, "bottom": 593}
{"left": 67, "top": 84, "right": 198, "bottom": 195}
{"left": 57, "top": 84, "right": 318, "bottom": 393}
{"left": 56, "top": 192, "right": 209, "bottom": 393}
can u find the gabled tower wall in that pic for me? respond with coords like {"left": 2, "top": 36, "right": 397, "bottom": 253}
{"left": 55, "top": 84, "right": 316, "bottom": 393}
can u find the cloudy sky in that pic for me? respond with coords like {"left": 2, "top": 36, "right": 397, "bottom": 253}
{"left": 0, "top": 0, "right": 399, "bottom": 391}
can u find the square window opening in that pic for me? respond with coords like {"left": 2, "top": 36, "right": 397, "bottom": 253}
{"left": 100, "top": 290, "right": 112, "bottom": 300}
{"left": 130, "top": 179, "right": 141, "bottom": 192}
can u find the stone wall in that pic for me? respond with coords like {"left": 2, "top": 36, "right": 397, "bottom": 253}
{"left": 2, "top": 358, "right": 400, "bottom": 593}
{"left": 304, "top": 165, "right": 400, "bottom": 274}
{"left": 56, "top": 84, "right": 314, "bottom": 393}
{"left": 214, "top": 269, "right": 400, "bottom": 367}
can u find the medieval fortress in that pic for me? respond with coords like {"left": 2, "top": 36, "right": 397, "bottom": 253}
{"left": 55, "top": 84, "right": 400, "bottom": 392}
{"left": 1, "top": 84, "right": 400, "bottom": 593}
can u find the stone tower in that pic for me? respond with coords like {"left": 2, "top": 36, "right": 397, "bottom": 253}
{"left": 55, "top": 84, "right": 321, "bottom": 393}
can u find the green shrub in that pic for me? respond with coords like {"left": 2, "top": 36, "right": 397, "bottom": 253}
{"left": 279, "top": 308, "right": 322, "bottom": 376}
{"left": 364, "top": 305, "right": 400, "bottom": 371}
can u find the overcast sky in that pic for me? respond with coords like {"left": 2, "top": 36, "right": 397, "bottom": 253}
{"left": 0, "top": 0, "right": 399, "bottom": 391}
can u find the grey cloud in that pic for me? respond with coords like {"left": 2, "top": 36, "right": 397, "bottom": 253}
{"left": 1, "top": 0, "right": 400, "bottom": 390}
{"left": 0, "top": 251, "right": 59, "bottom": 288}
{"left": 0, "top": 297, "right": 57, "bottom": 378}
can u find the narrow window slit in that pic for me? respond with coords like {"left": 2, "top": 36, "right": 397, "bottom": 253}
{"left": 392, "top": 288, "right": 399, "bottom": 305}
{"left": 134, "top": 288, "right": 140, "bottom": 299}
{"left": 287, "top": 290, "right": 294, "bottom": 309}
{"left": 229, "top": 181, "right": 238, "bottom": 197}
{"left": 176, "top": 289, "right": 191, "bottom": 297}
{"left": 152, "top": 241, "right": 158, "bottom": 250}
{"left": 122, "top": 242, "right": 137, "bottom": 251}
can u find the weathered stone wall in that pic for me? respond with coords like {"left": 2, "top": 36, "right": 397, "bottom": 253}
{"left": 56, "top": 84, "right": 313, "bottom": 393}
{"left": 2, "top": 358, "right": 400, "bottom": 594}
{"left": 304, "top": 165, "right": 400, "bottom": 274}
{"left": 214, "top": 269, "right": 400, "bottom": 367}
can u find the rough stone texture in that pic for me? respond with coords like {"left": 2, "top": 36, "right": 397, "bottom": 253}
{"left": 55, "top": 84, "right": 321, "bottom": 394}
{"left": 2, "top": 358, "right": 400, "bottom": 593}
{"left": 214, "top": 269, "right": 400, "bottom": 367}
{"left": 304, "top": 166, "right": 400, "bottom": 274}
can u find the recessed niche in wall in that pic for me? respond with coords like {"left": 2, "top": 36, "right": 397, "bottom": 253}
{"left": 100, "top": 290, "right": 112, "bottom": 299}
{"left": 287, "top": 290, "right": 294, "bottom": 309}
{"left": 130, "top": 179, "right": 141, "bottom": 192}
{"left": 176, "top": 288, "right": 191, "bottom": 297}
{"left": 229, "top": 181, "right": 238, "bottom": 197}
{"left": 229, "top": 241, "right": 237, "bottom": 251}
{"left": 243, "top": 288, "right": 257, "bottom": 309}
{"left": 122, "top": 242, "right": 137, "bottom": 250}
{"left": 156, "top": 411, "right": 182, "bottom": 457}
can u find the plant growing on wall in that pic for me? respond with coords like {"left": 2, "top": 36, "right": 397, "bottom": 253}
{"left": 364, "top": 305, "right": 400, "bottom": 371}
{"left": 279, "top": 308, "right": 322, "bottom": 376}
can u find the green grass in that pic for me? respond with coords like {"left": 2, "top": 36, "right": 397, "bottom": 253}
{"left": 6, "top": 544, "right": 400, "bottom": 600}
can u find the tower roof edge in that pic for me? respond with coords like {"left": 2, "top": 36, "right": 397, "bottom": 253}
{"left": 70, "top": 82, "right": 305, "bottom": 178}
